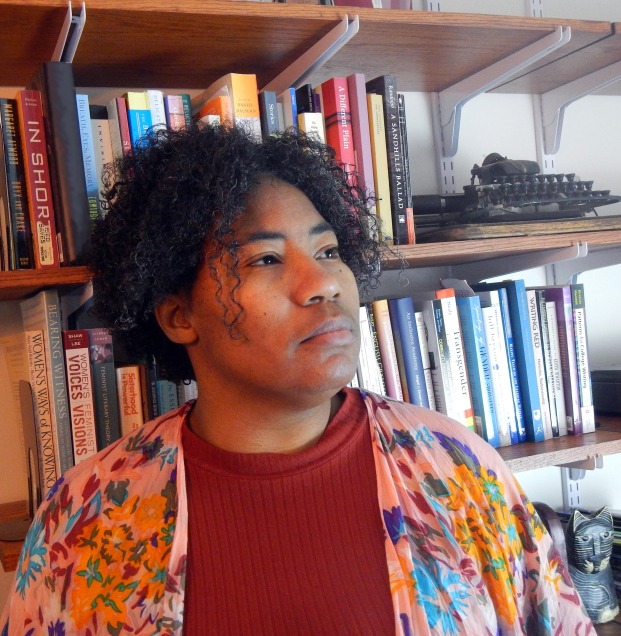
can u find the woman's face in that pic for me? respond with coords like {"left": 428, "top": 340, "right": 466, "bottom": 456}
{"left": 178, "top": 176, "right": 361, "bottom": 409}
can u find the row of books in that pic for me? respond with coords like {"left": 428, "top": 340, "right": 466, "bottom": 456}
{"left": 0, "top": 62, "right": 416, "bottom": 273}
{"left": 353, "top": 278, "right": 595, "bottom": 448}
{"left": 16, "top": 287, "right": 197, "bottom": 497}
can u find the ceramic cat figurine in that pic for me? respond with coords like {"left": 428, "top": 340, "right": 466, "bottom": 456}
{"left": 565, "top": 507, "right": 619, "bottom": 624}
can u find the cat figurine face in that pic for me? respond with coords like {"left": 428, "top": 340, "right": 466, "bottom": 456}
{"left": 565, "top": 506, "right": 619, "bottom": 624}
{"left": 566, "top": 507, "right": 614, "bottom": 574}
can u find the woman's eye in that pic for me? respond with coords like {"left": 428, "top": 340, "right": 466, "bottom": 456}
{"left": 251, "top": 254, "right": 280, "bottom": 266}
{"left": 319, "top": 246, "right": 340, "bottom": 260}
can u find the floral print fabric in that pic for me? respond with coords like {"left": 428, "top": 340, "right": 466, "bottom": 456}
{"left": 2, "top": 391, "right": 593, "bottom": 635}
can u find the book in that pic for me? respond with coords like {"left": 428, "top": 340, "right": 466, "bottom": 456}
{"left": 525, "top": 289, "right": 555, "bottom": 439}
{"left": 107, "top": 96, "right": 132, "bottom": 158}
{"left": 16, "top": 89, "right": 60, "bottom": 268}
{"left": 277, "top": 87, "right": 298, "bottom": 131}
{"left": 366, "top": 92, "right": 393, "bottom": 242}
{"left": 164, "top": 94, "right": 187, "bottom": 131}
{"left": 76, "top": 94, "right": 100, "bottom": 222}
{"left": 456, "top": 295, "right": 500, "bottom": 447}
{"left": 414, "top": 310, "right": 436, "bottom": 411}
{"left": 347, "top": 73, "right": 375, "bottom": 196}
{"left": 25, "top": 329, "right": 58, "bottom": 495}
{"left": 297, "top": 111, "right": 326, "bottom": 143}
{"left": 116, "top": 364, "right": 145, "bottom": 435}
{"left": 571, "top": 283, "right": 595, "bottom": 433}
{"left": 124, "top": 91, "right": 153, "bottom": 150}
{"left": 472, "top": 280, "right": 544, "bottom": 443}
{"left": 193, "top": 73, "right": 261, "bottom": 138}
{"left": 295, "top": 83, "right": 316, "bottom": 114}
{"left": 365, "top": 302, "right": 387, "bottom": 396}
{"left": 317, "top": 77, "right": 356, "bottom": 184}
{"left": 397, "top": 93, "right": 415, "bottom": 244}
{"left": 258, "top": 90, "right": 281, "bottom": 137}
{"left": 87, "top": 328, "right": 121, "bottom": 449}
{"left": 365, "top": 75, "right": 411, "bottom": 245}
{"left": 535, "top": 291, "right": 559, "bottom": 438}
{"left": 357, "top": 305, "right": 386, "bottom": 395}
{"left": 545, "top": 299, "right": 568, "bottom": 437}
{"left": 180, "top": 94, "right": 193, "bottom": 128}
{"left": 156, "top": 378, "right": 179, "bottom": 416}
{"left": 139, "top": 359, "right": 159, "bottom": 421}
{"left": 20, "top": 289, "right": 74, "bottom": 475}
{"left": 534, "top": 286, "right": 582, "bottom": 435}
{"left": 89, "top": 104, "right": 114, "bottom": 217}
{"left": 0, "top": 97, "right": 33, "bottom": 269}
{"left": 146, "top": 89, "right": 167, "bottom": 132}
{"left": 28, "top": 62, "right": 91, "bottom": 264}
{"left": 177, "top": 379, "right": 198, "bottom": 404}
{"left": 63, "top": 329, "right": 98, "bottom": 464}
{"left": 388, "top": 297, "right": 429, "bottom": 407}
{"left": 371, "top": 299, "right": 403, "bottom": 400}
{"left": 196, "top": 94, "right": 233, "bottom": 127}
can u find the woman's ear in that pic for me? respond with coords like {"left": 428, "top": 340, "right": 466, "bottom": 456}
{"left": 155, "top": 294, "right": 198, "bottom": 345}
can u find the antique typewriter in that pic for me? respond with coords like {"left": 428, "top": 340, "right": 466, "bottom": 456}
{"left": 412, "top": 153, "right": 620, "bottom": 233}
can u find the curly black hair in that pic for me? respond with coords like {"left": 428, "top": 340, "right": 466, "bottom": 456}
{"left": 88, "top": 123, "right": 382, "bottom": 382}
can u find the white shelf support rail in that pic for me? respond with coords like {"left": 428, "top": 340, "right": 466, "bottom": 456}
{"left": 539, "top": 59, "right": 621, "bottom": 156}
{"left": 60, "top": 2, "right": 86, "bottom": 64}
{"left": 261, "top": 15, "right": 360, "bottom": 94}
{"left": 435, "top": 25, "right": 571, "bottom": 160}
{"left": 450, "top": 242, "right": 585, "bottom": 283}
{"left": 546, "top": 244, "right": 621, "bottom": 285}
{"left": 526, "top": 0, "right": 544, "bottom": 18}
{"left": 51, "top": 1, "right": 75, "bottom": 61}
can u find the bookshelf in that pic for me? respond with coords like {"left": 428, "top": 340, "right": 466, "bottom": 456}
{"left": 1, "top": 0, "right": 621, "bottom": 573}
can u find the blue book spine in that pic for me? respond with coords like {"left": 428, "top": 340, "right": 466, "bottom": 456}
{"left": 258, "top": 90, "right": 280, "bottom": 137}
{"left": 75, "top": 94, "right": 100, "bottom": 221}
{"left": 474, "top": 280, "right": 544, "bottom": 442}
{"left": 456, "top": 296, "right": 500, "bottom": 447}
{"left": 127, "top": 108, "right": 152, "bottom": 150}
{"left": 388, "top": 297, "right": 429, "bottom": 408}
{"left": 497, "top": 287, "right": 526, "bottom": 443}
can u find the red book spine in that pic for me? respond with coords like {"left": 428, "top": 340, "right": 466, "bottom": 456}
{"left": 16, "top": 89, "right": 60, "bottom": 268}
{"left": 319, "top": 77, "right": 357, "bottom": 185}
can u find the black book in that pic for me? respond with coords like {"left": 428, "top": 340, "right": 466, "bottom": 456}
{"left": 29, "top": 62, "right": 91, "bottom": 264}
{"left": 366, "top": 75, "right": 411, "bottom": 245}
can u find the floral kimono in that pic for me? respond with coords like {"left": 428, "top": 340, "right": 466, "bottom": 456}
{"left": 1, "top": 390, "right": 594, "bottom": 635}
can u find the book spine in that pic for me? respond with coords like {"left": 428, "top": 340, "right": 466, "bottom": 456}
{"left": 156, "top": 379, "right": 179, "bottom": 415}
{"left": 28, "top": 62, "right": 91, "bottom": 264}
{"left": 365, "top": 75, "right": 410, "bottom": 245}
{"left": 277, "top": 87, "right": 298, "bottom": 131}
{"left": 295, "top": 83, "right": 316, "bottom": 114}
{"left": 16, "top": 89, "right": 60, "bottom": 268}
{"left": 347, "top": 73, "right": 375, "bottom": 196}
{"left": 125, "top": 91, "right": 152, "bottom": 150}
{"left": 259, "top": 90, "right": 280, "bottom": 137}
{"left": 87, "top": 328, "right": 121, "bottom": 449}
{"left": 164, "top": 94, "right": 187, "bottom": 131}
{"left": 415, "top": 310, "right": 436, "bottom": 411}
{"left": 116, "top": 365, "right": 145, "bottom": 435}
{"left": 497, "top": 287, "right": 526, "bottom": 443}
{"left": 456, "top": 296, "right": 500, "bottom": 447}
{"left": 366, "top": 93, "right": 393, "bottom": 242}
{"left": 387, "top": 299, "right": 409, "bottom": 402}
{"left": 25, "top": 329, "right": 58, "bottom": 495}
{"left": 180, "top": 94, "right": 193, "bottom": 128}
{"left": 571, "top": 283, "right": 595, "bottom": 433}
{"left": 89, "top": 104, "right": 114, "bottom": 216}
{"left": 107, "top": 96, "right": 132, "bottom": 158}
{"left": 362, "top": 304, "right": 386, "bottom": 395}
{"left": 63, "top": 329, "right": 98, "bottom": 464}
{"left": 388, "top": 297, "right": 429, "bottom": 408}
{"left": 481, "top": 303, "right": 514, "bottom": 446}
{"left": 545, "top": 300, "right": 568, "bottom": 436}
{"left": 397, "top": 93, "right": 415, "bottom": 244}
{"left": 525, "top": 289, "right": 554, "bottom": 439}
{"left": 0, "top": 97, "right": 33, "bottom": 269}
{"left": 76, "top": 94, "right": 100, "bottom": 222}
{"left": 318, "top": 77, "right": 357, "bottom": 184}
{"left": 535, "top": 291, "right": 559, "bottom": 437}
{"left": 371, "top": 299, "right": 403, "bottom": 400}
{"left": 297, "top": 111, "right": 326, "bottom": 144}
{"left": 229, "top": 73, "right": 261, "bottom": 138}
{"left": 146, "top": 89, "right": 167, "bottom": 131}
{"left": 177, "top": 379, "right": 198, "bottom": 404}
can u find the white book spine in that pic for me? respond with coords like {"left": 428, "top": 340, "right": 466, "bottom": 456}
{"left": 415, "top": 311, "right": 436, "bottom": 411}
{"left": 545, "top": 300, "right": 568, "bottom": 436}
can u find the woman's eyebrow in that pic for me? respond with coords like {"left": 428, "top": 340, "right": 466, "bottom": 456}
{"left": 239, "top": 222, "right": 335, "bottom": 246}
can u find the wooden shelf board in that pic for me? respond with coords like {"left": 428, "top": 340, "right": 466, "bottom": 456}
{"left": 0, "top": 266, "right": 91, "bottom": 301}
{"left": 0, "top": 500, "right": 28, "bottom": 573}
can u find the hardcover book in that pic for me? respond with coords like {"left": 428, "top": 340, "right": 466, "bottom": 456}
{"left": 366, "top": 74, "right": 411, "bottom": 245}
{"left": 25, "top": 329, "right": 58, "bottom": 495}
{"left": 16, "top": 89, "right": 60, "bottom": 268}
{"left": 87, "top": 327, "right": 121, "bottom": 449}
{"left": 28, "top": 62, "right": 91, "bottom": 264}
{"left": 21, "top": 289, "right": 73, "bottom": 475}
{"left": 0, "top": 97, "right": 33, "bottom": 270}
{"left": 63, "top": 329, "right": 98, "bottom": 464}
{"left": 397, "top": 93, "right": 415, "bottom": 244}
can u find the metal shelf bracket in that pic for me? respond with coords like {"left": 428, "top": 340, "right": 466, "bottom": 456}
{"left": 540, "top": 59, "right": 621, "bottom": 155}
{"left": 547, "top": 243, "right": 621, "bottom": 284}
{"left": 261, "top": 15, "right": 360, "bottom": 94}
{"left": 53, "top": 2, "right": 86, "bottom": 63}
{"left": 435, "top": 25, "right": 570, "bottom": 158}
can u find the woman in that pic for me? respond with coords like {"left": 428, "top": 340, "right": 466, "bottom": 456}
{"left": 1, "top": 124, "right": 593, "bottom": 635}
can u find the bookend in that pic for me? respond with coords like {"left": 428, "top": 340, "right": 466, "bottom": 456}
{"left": 0, "top": 381, "right": 40, "bottom": 542}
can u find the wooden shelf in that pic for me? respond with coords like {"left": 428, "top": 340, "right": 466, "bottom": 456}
{"left": 498, "top": 415, "right": 621, "bottom": 472}
{"left": 0, "top": 266, "right": 91, "bottom": 301}
{"left": 0, "top": 500, "right": 28, "bottom": 573}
